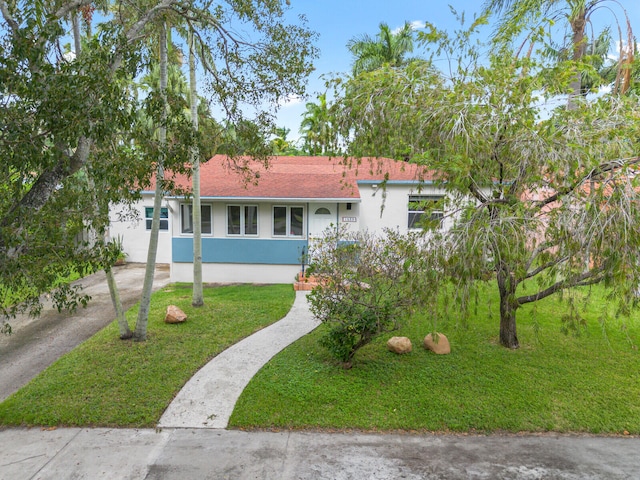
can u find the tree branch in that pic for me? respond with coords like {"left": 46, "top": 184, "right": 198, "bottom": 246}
{"left": 53, "top": 0, "right": 95, "bottom": 21}
{"left": 523, "top": 255, "right": 569, "bottom": 281}
{"left": 0, "top": 1, "right": 18, "bottom": 33}
{"left": 534, "top": 156, "right": 640, "bottom": 210}
{"left": 517, "top": 267, "right": 605, "bottom": 305}
{"left": 469, "top": 179, "right": 488, "bottom": 203}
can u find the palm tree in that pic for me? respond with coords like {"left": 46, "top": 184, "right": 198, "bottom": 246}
{"left": 188, "top": 28, "right": 204, "bottom": 307}
{"left": 347, "top": 22, "right": 417, "bottom": 76}
{"left": 134, "top": 19, "right": 169, "bottom": 342}
{"left": 299, "top": 93, "right": 334, "bottom": 155}
{"left": 485, "top": 0, "right": 635, "bottom": 98}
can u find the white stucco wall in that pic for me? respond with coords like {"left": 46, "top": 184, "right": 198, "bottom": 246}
{"left": 111, "top": 183, "right": 460, "bottom": 284}
{"left": 108, "top": 197, "right": 172, "bottom": 264}
{"left": 358, "top": 182, "right": 449, "bottom": 234}
{"left": 171, "top": 262, "right": 299, "bottom": 284}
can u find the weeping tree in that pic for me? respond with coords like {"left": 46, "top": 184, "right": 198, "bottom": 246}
{"left": 68, "top": 5, "right": 132, "bottom": 338}
{"left": 326, "top": 14, "right": 640, "bottom": 349}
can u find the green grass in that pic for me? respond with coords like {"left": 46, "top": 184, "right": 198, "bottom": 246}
{"left": 0, "top": 283, "right": 294, "bottom": 428}
{"left": 230, "top": 284, "right": 640, "bottom": 434}
{"left": 1, "top": 268, "right": 83, "bottom": 312}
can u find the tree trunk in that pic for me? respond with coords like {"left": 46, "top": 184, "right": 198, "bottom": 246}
{"left": 72, "top": 10, "right": 131, "bottom": 340}
{"left": 567, "top": 10, "right": 587, "bottom": 109}
{"left": 189, "top": 29, "right": 204, "bottom": 307}
{"left": 497, "top": 265, "right": 519, "bottom": 349}
{"left": 106, "top": 267, "right": 132, "bottom": 339}
{"left": 134, "top": 21, "right": 168, "bottom": 342}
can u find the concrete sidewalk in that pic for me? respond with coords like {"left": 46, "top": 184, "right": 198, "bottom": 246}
{"left": 158, "top": 290, "right": 319, "bottom": 429}
{"left": 1, "top": 427, "right": 639, "bottom": 479}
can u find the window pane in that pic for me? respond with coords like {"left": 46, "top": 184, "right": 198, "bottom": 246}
{"left": 181, "top": 205, "right": 193, "bottom": 233}
{"left": 273, "top": 207, "right": 287, "bottom": 236}
{"left": 245, "top": 206, "right": 258, "bottom": 235}
{"left": 146, "top": 207, "right": 168, "bottom": 231}
{"left": 290, "top": 207, "right": 303, "bottom": 236}
{"left": 408, "top": 212, "right": 422, "bottom": 229}
{"left": 201, "top": 205, "right": 212, "bottom": 234}
{"left": 228, "top": 206, "right": 241, "bottom": 235}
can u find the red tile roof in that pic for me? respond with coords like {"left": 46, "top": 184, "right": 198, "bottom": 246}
{"left": 161, "top": 155, "right": 435, "bottom": 201}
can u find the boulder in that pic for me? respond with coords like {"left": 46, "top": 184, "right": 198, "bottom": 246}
{"left": 165, "top": 305, "right": 187, "bottom": 324}
{"left": 387, "top": 336, "right": 412, "bottom": 354}
{"left": 423, "top": 333, "right": 450, "bottom": 355}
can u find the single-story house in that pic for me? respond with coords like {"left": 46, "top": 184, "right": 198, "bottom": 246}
{"left": 109, "top": 155, "right": 448, "bottom": 284}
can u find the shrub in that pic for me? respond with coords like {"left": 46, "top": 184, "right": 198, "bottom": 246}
{"left": 308, "top": 227, "right": 432, "bottom": 367}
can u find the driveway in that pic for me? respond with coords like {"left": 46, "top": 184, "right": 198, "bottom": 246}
{"left": 0, "top": 263, "right": 171, "bottom": 402}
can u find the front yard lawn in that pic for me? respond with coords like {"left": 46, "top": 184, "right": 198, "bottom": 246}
{"left": 0, "top": 284, "right": 294, "bottom": 427}
{"left": 230, "top": 284, "right": 640, "bottom": 434}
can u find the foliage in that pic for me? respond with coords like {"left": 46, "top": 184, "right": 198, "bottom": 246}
{"left": 347, "top": 21, "right": 419, "bottom": 76}
{"left": 325, "top": 14, "right": 640, "bottom": 349}
{"left": 307, "top": 227, "right": 434, "bottom": 367}
{"left": 299, "top": 92, "right": 337, "bottom": 155}
{"left": 483, "top": 0, "right": 637, "bottom": 96}
{"left": 270, "top": 126, "right": 302, "bottom": 155}
{"left": 0, "top": 284, "right": 294, "bottom": 427}
{"left": 231, "top": 283, "right": 640, "bottom": 434}
{"left": 0, "top": 1, "right": 317, "bottom": 326}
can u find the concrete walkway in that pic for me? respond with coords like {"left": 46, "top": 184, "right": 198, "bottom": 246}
{"left": 158, "top": 290, "right": 320, "bottom": 429}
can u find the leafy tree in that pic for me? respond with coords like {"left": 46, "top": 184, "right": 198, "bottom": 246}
{"left": 0, "top": 1, "right": 316, "bottom": 334}
{"left": 484, "top": 0, "right": 636, "bottom": 98}
{"left": 0, "top": 0, "right": 145, "bottom": 325}
{"left": 308, "top": 227, "right": 433, "bottom": 368}
{"left": 347, "top": 21, "right": 418, "bottom": 76}
{"left": 327, "top": 16, "right": 640, "bottom": 349}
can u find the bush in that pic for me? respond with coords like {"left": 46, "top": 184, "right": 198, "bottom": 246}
{"left": 308, "top": 227, "right": 431, "bottom": 367}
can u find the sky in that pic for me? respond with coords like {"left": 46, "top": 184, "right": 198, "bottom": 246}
{"left": 274, "top": 0, "right": 640, "bottom": 144}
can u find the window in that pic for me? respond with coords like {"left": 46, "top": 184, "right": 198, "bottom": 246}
{"left": 273, "top": 206, "right": 304, "bottom": 237}
{"left": 145, "top": 207, "right": 168, "bottom": 230}
{"left": 227, "top": 205, "right": 258, "bottom": 235}
{"left": 408, "top": 195, "right": 443, "bottom": 229}
{"left": 314, "top": 207, "right": 331, "bottom": 215}
{"left": 181, "top": 204, "right": 212, "bottom": 234}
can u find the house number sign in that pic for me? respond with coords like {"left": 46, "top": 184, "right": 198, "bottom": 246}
{"left": 342, "top": 217, "right": 357, "bottom": 222}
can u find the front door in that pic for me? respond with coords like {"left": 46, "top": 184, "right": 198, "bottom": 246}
{"left": 308, "top": 203, "right": 336, "bottom": 238}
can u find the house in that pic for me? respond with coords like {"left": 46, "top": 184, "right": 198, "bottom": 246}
{"left": 109, "top": 155, "right": 448, "bottom": 284}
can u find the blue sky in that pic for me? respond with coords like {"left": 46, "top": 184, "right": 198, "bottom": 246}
{"left": 275, "top": 0, "right": 640, "bottom": 143}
